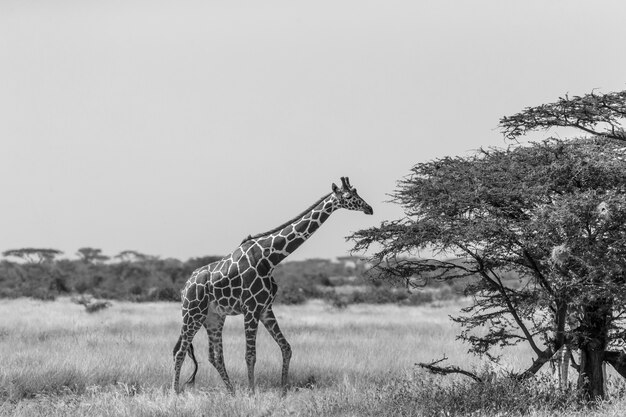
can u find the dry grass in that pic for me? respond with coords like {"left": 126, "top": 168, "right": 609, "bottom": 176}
{"left": 1, "top": 297, "right": 625, "bottom": 416}
{"left": 0, "top": 298, "right": 469, "bottom": 397}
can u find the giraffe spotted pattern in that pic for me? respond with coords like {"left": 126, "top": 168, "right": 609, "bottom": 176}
{"left": 172, "top": 177, "right": 373, "bottom": 394}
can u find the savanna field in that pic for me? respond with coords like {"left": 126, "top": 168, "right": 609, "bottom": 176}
{"left": 2, "top": 298, "right": 626, "bottom": 417}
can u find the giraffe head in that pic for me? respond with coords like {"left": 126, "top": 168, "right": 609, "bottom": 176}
{"left": 331, "top": 177, "right": 374, "bottom": 215}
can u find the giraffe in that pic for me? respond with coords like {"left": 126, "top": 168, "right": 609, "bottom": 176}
{"left": 172, "top": 177, "right": 373, "bottom": 394}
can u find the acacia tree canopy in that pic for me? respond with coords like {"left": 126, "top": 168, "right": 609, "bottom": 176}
{"left": 2, "top": 248, "right": 63, "bottom": 263}
{"left": 76, "top": 247, "right": 110, "bottom": 264}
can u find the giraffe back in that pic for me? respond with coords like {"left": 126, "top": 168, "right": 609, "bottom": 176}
{"left": 181, "top": 238, "right": 279, "bottom": 318}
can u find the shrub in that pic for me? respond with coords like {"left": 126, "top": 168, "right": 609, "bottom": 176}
{"left": 91, "top": 289, "right": 115, "bottom": 299}
{"left": 328, "top": 293, "right": 349, "bottom": 309}
{"left": 405, "top": 290, "right": 434, "bottom": 305}
{"left": 317, "top": 273, "right": 334, "bottom": 287}
{"left": 74, "top": 279, "right": 91, "bottom": 294}
{"left": 137, "top": 286, "right": 180, "bottom": 302}
{"left": 31, "top": 288, "right": 56, "bottom": 301}
{"left": 388, "top": 371, "right": 584, "bottom": 416}
{"left": 49, "top": 276, "right": 70, "bottom": 293}
{"left": 335, "top": 287, "right": 428, "bottom": 305}
{"left": 275, "top": 286, "right": 307, "bottom": 305}
{"left": 129, "top": 284, "right": 144, "bottom": 295}
{"left": 0, "top": 287, "right": 17, "bottom": 298}
{"left": 153, "top": 286, "right": 179, "bottom": 301}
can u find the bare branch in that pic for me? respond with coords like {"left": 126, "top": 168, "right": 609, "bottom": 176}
{"left": 416, "top": 356, "right": 483, "bottom": 383}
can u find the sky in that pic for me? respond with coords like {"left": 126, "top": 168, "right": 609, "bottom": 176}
{"left": 1, "top": 1, "right": 626, "bottom": 262}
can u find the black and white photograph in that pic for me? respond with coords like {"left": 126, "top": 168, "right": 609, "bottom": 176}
{"left": 2, "top": 1, "right": 626, "bottom": 415}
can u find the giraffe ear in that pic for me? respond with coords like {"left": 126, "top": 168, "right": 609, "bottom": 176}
{"left": 332, "top": 183, "right": 339, "bottom": 193}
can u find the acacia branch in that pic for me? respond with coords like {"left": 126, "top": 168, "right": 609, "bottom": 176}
{"left": 572, "top": 123, "right": 620, "bottom": 140}
{"left": 456, "top": 245, "right": 500, "bottom": 289}
{"left": 416, "top": 356, "right": 483, "bottom": 383}
{"left": 517, "top": 348, "right": 555, "bottom": 378}
{"left": 499, "top": 90, "right": 626, "bottom": 141}
{"left": 457, "top": 245, "right": 544, "bottom": 356}
{"left": 486, "top": 267, "right": 544, "bottom": 357}
{"left": 521, "top": 249, "right": 555, "bottom": 296}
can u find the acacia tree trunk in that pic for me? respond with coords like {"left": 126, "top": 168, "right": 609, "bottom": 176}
{"left": 550, "top": 298, "right": 571, "bottom": 387}
{"left": 578, "top": 347, "right": 605, "bottom": 399}
{"left": 577, "top": 301, "right": 610, "bottom": 400}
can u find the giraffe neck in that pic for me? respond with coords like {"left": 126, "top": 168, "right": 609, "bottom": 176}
{"left": 251, "top": 194, "right": 339, "bottom": 267}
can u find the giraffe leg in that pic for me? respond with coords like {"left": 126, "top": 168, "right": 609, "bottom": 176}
{"left": 261, "top": 307, "right": 292, "bottom": 393}
{"left": 204, "top": 313, "right": 235, "bottom": 394}
{"left": 172, "top": 322, "right": 201, "bottom": 394}
{"left": 202, "top": 315, "right": 219, "bottom": 369}
{"left": 206, "top": 336, "right": 215, "bottom": 369}
{"left": 244, "top": 310, "right": 261, "bottom": 393}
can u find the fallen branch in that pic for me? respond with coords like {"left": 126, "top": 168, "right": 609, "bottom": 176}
{"left": 416, "top": 356, "right": 483, "bottom": 383}
{"left": 71, "top": 294, "right": 112, "bottom": 313}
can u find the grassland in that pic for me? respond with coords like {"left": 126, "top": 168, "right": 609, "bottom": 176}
{"left": 1, "top": 298, "right": 626, "bottom": 416}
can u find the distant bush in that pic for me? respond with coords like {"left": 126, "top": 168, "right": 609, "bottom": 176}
{"left": 49, "top": 276, "right": 70, "bottom": 293}
{"left": 129, "top": 284, "right": 144, "bottom": 296}
{"left": 329, "top": 293, "right": 349, "bottom": 309}
{"left": 274, "top": 269, "right": 328, "bottom": 304}
{"left": 150, "top": 287, "right": 180, "bottom": 302}
{"left": 275, "top": 286, "right": 308, "bottom": 305}
{"left": 74, "top": 279, "right": 91, "bottom": 294}
{"left": 0, "top": 287, "right": 17, "bottom": 298}
{"left": 31, "top": 288, "right": 56, "bottom": 301}
{"left": 132, "top": 287, "right": 180, "bottom": 302}
{"left": 321, "top": 287, "right": 456, "bottom": 307}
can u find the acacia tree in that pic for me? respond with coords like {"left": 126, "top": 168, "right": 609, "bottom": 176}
{"left": 500, "top": 89, "right": 626, "bottom": 399}
{"left": 351, "top": 102, "right": 626, "bottom": 399}
{"left": 76, "top": 247, "right": 110, "bottom": 264}
{"left": 2, "top": 248, "right": 63, "bottom": 263}
{"left": 2, "top": 248, "right": 67, "bottom": 297}
{"left": 115, "top": 250, "right": 151, "bottom": 263}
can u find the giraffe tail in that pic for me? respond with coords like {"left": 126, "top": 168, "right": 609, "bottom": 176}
{"left": 185, "top": 342, "right": 199, "bottom": 386}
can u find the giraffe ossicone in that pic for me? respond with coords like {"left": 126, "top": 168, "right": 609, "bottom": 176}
{"left": 172, "top": 177, "right": 373, "bottom": 394}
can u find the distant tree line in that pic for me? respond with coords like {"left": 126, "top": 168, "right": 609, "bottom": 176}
{"left": 0, "top": 248, "right": 460, "bottom": 305}
{"left": 0, "top": 247, "right": 220, "bottom": 301}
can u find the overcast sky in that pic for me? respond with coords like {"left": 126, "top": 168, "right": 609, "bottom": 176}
{"left": 1, "top": 1, "right": 625, "bottom": 262}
